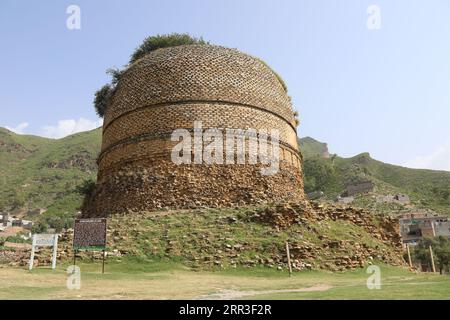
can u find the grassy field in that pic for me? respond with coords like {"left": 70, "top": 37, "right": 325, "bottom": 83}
{"left": 1, "top": 260, "right": 449, "bottom": 300}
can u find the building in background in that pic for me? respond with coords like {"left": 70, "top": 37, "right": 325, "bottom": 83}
{"left": 400, "top": 214, "right": 450, "bottom": 244}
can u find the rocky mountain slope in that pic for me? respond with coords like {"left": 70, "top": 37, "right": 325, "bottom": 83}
{"left": 300, "top": 137, "right": 450, "bottom": 214}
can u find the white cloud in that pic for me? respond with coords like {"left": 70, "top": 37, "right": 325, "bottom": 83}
{"left": 40, "top": 118, "right": 103, "bottom": 139}
{"left": 405, "top": 142, "right": 450, "bottom": 171}
{"left": 5, "top": 122, "right": 29, "bottom": 134}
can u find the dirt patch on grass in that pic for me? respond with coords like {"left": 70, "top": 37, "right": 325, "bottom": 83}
{"left": 196, "top": 284, "right": 332, "bottom": 300}
{"left": 0, "top": 226, "right": 25, "bottom": 237}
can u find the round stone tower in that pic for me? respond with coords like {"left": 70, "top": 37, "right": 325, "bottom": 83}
{"left": 86, "top": 45, "right": 305, "bottom": 216}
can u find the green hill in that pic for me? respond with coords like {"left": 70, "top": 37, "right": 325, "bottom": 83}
{"left": 300, "top": 137, "right": 450, "bottom": 214}
{"left": 0, "top": 127, "right": 101, "bottom": 227}
{"left": 299, "top": 137, "right": 330, "bottom": 159}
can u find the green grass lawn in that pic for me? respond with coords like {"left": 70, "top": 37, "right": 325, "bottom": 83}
{"left": 1, "top": 259, "right": 449, "bottom": 300}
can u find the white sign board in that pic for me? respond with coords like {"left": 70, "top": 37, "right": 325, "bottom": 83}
{"left": 29, "top": 234, "right": 59, "bottom": 271}
{"left": 34, "top": 234, "right": 56, "bottom": 246}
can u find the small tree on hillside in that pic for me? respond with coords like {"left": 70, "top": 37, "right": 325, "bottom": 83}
{"left": 413, "top": 236, "right": 450, "bottom": 274}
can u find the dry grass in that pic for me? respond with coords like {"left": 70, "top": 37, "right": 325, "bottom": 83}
{"left": 1, "top": 262, "right": 449, "bottom": 300}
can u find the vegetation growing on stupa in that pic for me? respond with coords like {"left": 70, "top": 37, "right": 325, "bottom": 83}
{"left": 93, "top": 33, "right": 208, "bottom": 118}
{"left": 130, "top": 33, "right": 208, "bottom": 64}
{"left": 92, "top": 33, "right": 290, "bottom": 117}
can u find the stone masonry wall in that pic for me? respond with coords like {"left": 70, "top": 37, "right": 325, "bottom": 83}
{"left": 85, "top": 45, "right": 305, "bottom": 216}
{"left": 86, "top": 159, "right": 305, "bottom": 217}
{"left": 104, "top": 45, "right": 294, "bottom": 128}
{"left": 101, "top": 102, "right": 298, "bottom": 153}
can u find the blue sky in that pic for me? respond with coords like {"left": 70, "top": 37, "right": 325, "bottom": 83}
{"left": 1, "top": 0, "right": 449, "bottom": 171}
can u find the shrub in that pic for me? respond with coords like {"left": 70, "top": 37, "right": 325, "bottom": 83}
{"left": 106, "top": 68, "right": 125, "bottom": 86}
{"left": 93, "top": 84, "right": 114, "bottom": 118}
{"left": 31, "top": 221, "right": 47, "bottom": 234}
{"left": 4, "top": 234, "right": 29, "bottom": 244}
{"left": 303, "top": 158, "right": 336, "bottom": 193}
{"left": 32, "top": 210, "right": 75, "bottom": 233}
{"left": 129, "top": 33, "right": 208, "bottom": 64}
{"left": 93, "top": 34, "right": 208, "bottom": 118}
{"left": 76, "top": 179, "right": 96, "bottom": 196}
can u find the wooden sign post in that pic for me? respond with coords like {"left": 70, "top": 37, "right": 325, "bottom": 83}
{"left": 29, "top": 234, "right": 59, "bottom": 271}
{"left": 102, "top": 250, "right": 106, "bottom": 274}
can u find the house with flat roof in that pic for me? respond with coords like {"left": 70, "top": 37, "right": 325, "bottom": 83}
{"left": 400, "top": 215, "right": 450, "bottom": 243}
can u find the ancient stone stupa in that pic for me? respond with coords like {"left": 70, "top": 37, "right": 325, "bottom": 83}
{"left": 85, "top": 44, "right": 305, "bottom": 216}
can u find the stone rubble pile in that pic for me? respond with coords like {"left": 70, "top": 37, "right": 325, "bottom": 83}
{"left": 1, "top": 202, "right": 405, "bottom": 272}
{"left": 248, "top": 202, "right": 404, "bottom": 270}
{"left": 0, "top": 250, "right": 28, "bottom": 267}
{"left": 252, "top": 202, "right": 402, "bottom": 242}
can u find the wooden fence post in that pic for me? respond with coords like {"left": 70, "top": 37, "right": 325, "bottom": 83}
{"left": 285, "top": 241, "right": 292, "bottom": 277}
{"left": 429, "top": 245, "right": 436, "bottom": 273}
{"left": 406, "top": 244, "right": 412, "bottom": 268}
